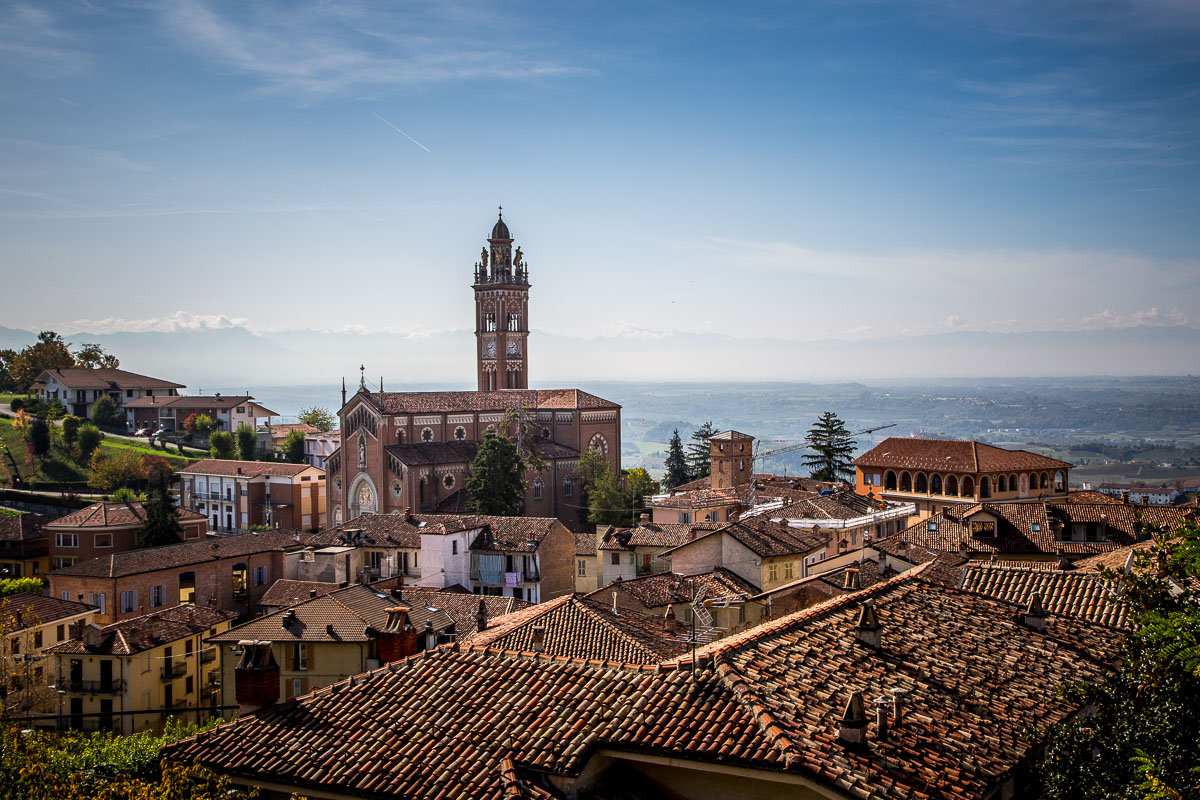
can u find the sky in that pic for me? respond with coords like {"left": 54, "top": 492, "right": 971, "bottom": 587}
{"left": 2, "top": 1, "right": 1199, "bottom": 353}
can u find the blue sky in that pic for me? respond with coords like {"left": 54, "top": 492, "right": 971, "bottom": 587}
{"left": 2, "top": 0, "right": 1198, "bottom": 348}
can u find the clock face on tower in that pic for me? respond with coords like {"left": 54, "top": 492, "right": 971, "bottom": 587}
{"left": 507, "top": 340, "right": 521, "bottom": 357}
{"left": 483, "top": 339, "right": 496, "bottom": 359}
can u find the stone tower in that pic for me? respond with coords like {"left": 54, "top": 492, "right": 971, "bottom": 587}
{"left": 473, "top": 209, "right": 530, "bottom": 391}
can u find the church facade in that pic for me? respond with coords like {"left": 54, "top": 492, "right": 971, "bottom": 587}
{"left": 328, "top": 213, "right": 622, "bottom": 531}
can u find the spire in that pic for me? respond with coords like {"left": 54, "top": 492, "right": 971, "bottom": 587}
{"left": 341, "top": 377, "right": 347, "bottom": 406}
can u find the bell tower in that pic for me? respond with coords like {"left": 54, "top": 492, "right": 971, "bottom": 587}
{"left": 473, "top": 208, "right": 530, "bottom": 391}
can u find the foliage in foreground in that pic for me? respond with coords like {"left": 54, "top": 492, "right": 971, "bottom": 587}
{"left": 0, "top": 719, "right": 256, "bottom": 800}
{"left": 1033, "top": 519, "right": 1200, "bottom": 800}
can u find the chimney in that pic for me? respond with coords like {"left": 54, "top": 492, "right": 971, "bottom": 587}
{"left": 424, "top": 619, "right": 435, "bottom": 649}
{"left": 854, "top": 601, "right": 881, "bottom": 648}
{"left": 1141, "top": 494, "right": 1149, "bottom": 506}
{"left": 309, "top": 589, "right": 318, "bottom": 599}
{"left": 838, "top": 691, "right": 868, "bottom": 746}
{"left": 530, "top": 624, "right": 546, "bottom": 653}
{"left": 663, "top": 604, "right": 677, "bottom": 634}
{"left": 471, "top": 598, "right": 488, "bottom": 632}
{"left": 282, "top": 609, "right": 296, "bottom": 627}
{"left": 1023, "top": 594, "right": 1047, "bottom": 632}
{"left": 639, "top": 513, "right": 649, "bottom": 524}
{"left": 890, "top": 687, "right": 908, "bottom": 726}
{"left": 83, "top": 623, "right": 102, "bottom": 649}
{"left": 873, "top": 695, "right": 890, "bottom": 741}
{"left": 844, "top": 568, "right": 860, "bottom": 590}
{"left": 235, "top": 641, "right": 280, "bottom": 713}
{"left": 1121, "top": 490, "right": 1130, "bottom": 504}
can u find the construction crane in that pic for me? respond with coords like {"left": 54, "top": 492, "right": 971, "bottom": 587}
{"left": 747, "top": 423, "right": 897, "bottom": 507}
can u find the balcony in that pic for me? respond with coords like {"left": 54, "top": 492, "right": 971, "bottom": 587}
{"left": 160, "top": 662, "right": 187, "bottom": 681}
{"left": 200, "top": 684, "right": 218, "bottom": 702}
{"left": 200, "top": 648, "right": 216, "bottom": 664}
{"left": 66, "top": 679, "right": 125, "bottom": 695}
{"left": 195, "top": 491, "right": 234, "bottom": 502}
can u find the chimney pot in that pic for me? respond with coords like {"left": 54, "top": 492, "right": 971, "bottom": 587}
{"left": 1023, "top": 593, "right": 1047, "bottom": 632}
{"left": 663, "top": 604, "right": 678, "bottom": 634}
{"left": 890, "top": 687, "right": 908, "bottom": 726}
{"left": 854, "top": 601, "right": 882, "bottom": 648}
{"left": 873, "top": 695, "right": 890, "bottom": 740}
{"left": 639, "top": 513, "right": 649, "bottom": 523}
{"left": 476, "top": 598, "right": 488, "bottom": 633}
{"left": 530, "top": 623, "right": 545, "bottom": 653}
{"left": 838, "top": 691, "right": 868, "bottom": 745}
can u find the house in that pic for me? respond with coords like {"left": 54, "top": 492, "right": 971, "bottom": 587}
{"left": 297, "top": 513, "right": 575, "bottom": 604}
{"left": 0, "top": 593, "right": 96, "bottom": 718}
{"left": 573, "top": 532, "right": 599, "bottom": 594}
{"left": 1097, "top": 483, "right": 1181, "bottom": 506}
{"left": 595, "top": 517, "right": 720, "bottom": 587}
{"left": 125, "top": 394, "right": 276, "bottom": 434}
{"left": 853, "top": 437, "right": 1073, "bottom": 518}
{"left": 34, "top": 368, "right": 183, "bottom": 423}
{"left": 744, "top": 490, "right": 915, "bottom": 554}
{"left": 0, "top": 511, "right": 51, "bottom": 579}
{"left": 45, "top": 501, "right": 207, "bottom": 571}
{"left": 177, "top": 459, "right": 327, "bottom": 534}
{"left": 304, "top": 429, "right": 340, "bottom": 469}
{"left": 47, "top": 529, "right": 311, "bottom": 624}
{"left": 661, "top": 517, "right": 833, "bottom": 592}
{"left": 462, "top": 593, "right": 691, "bottom": 663}
{"left": 164, "top": 565, "right": 1123, "bottom": 800}
{"left": 894, "top": 501, "right": 1196, "bottom": 564}
{"left": 213, "top": 583, "right": 529, "bottom": 713}
{"left": 46, "top": 605, "right": 235, "bottom": 734}
{"left": 586, "top": 567, "right": 764, "bottom": 635}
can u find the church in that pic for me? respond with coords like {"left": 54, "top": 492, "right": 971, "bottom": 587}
{"left": 327, "top": 212, "right": 622, "bottom": 531}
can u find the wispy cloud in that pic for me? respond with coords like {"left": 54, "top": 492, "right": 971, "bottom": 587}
{"left": 0, "top": 5, "right": 89, "bottom": 77}
{"left": 64, "top": 311, "right": 250, "bottom": 334}
{"left": 160, "top": 0, "right": 590, "bottom": 101}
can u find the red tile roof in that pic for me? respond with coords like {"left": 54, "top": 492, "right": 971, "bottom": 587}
{"left": 464, "top": 594, "right": 690, "bottom": 663}
{"left": 596, "top": 521, "right": 718, "bottom": 551}
{"left": 210, "top": 584, "right": 419, "bottom": 644}
{"left": 958, "top": 564, "right": 1130, "bottom": 628}
{"left": 266, "top": 423, "right": 320, "bottom": 442}
{"left": 587, "top": 568, "right": 760, "bottom": 609}
{"left": 258, "top": 579, "right": 341, "bottom": 608}
{"left": 365, "top": 388, "right": 618, "bottom": 414}
{"left": 45, "top": 605, "right": 235, "bottom": 655}
{"left": 125, "top": 395, "right": 276, "bottom": 415}
{"left": 854, "top": 437, "right": 1073, "bottom": 473}
{"left": 0, "top": 512, "right": 50, "bottom": 542}
{"left": 49, "top": 529, "right": 311, "bottom": 578}
{"left": 0, "top": 592, "right": 95, "bottom": 629}
{"left": 667, "top": 518, "right": 830, "bottom": 559}
{"left": 179, "top": 459, "right": 318, "bottom": 478}
{"left": 164, "top": 568, "right": 1122, "bottom": 800}
{"left": 45, "top": 501, "right": 204, "bottom": 529}
{"left": 34, "top": 368, "right": 185, "bottom": 390}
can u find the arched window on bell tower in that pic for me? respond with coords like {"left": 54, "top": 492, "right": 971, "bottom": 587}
{"left": 473, "top": 208, "right": 531, "bottom": 392}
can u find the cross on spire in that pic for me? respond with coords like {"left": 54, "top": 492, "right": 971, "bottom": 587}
{"left": 359, "top": 364, "right": 365, "bottom": 388}
{"left": 497, "top": 204, "right": 503, "bottom": 218}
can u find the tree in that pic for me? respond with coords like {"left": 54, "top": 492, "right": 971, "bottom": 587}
{"left": 625, "top": 467, "right": 659, "bottom": 509}
{"left": 9, "top": 331, "right": 74, "bottom": 391}
{"left": 87, "top": 450, "right": 146, "bottom": 491}
{"left": 282, "top": 429, "right": 306, "bottom": 463}
{"left": 1034, "top": 520, "right": 1200, "bottom": 799}
{"left": 297, "top": 406, "right": 335, "bottom": 432}
{"left": 0, "top": 349, "right": 16, "bottom": 393}
{"left": 29, "top": 418, "right": 50, "bottom": 457}
{"left": 802, "top": 412, "right": 857, "bottom": 482}
{"left": 110, "top": 486, "right": 146, "bottom": 503}
{"left": 72, "top": 342, "right": 119, "bottom": 369}
{"left": 209, "top": 431, "right": 237, "bottom": 459}
{"left": 236, "top": 423, "right": 258, "bottom": 461}
{"left": 60, "top": 415, "right": 81, "bottom": 451}
{"left": 586, "top": 463, "right": 629, "bottom": 527}
{"left": 77, "top": 424, "right": 103, "bottom": 461}
{"left": 663, "top": 428, "right": 690, "bottom": 488}
{"left": 686, "top": 421, "right": 716, "bottom": 481}
{"left": 191, "top": 413, "right": 216, "bottom": 437}
{"left": 138, "top": 466, "right": 182, "bottom": 548}
{"left": 90, "top": 394, "right": 120, "bottom": 427}
{"left": 465, "top": 430, "right": 524, "bottom": 516}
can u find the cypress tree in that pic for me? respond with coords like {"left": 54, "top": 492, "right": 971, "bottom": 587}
{"left": 686, "top": 421, "right": 716, "bottom": 481}
{"left": 663, "top": 429, "right": 690, "bottom": 488}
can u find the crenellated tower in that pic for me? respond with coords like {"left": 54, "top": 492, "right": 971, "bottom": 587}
{"left": 473, "top": 208, "right": 530, "bottom": 391}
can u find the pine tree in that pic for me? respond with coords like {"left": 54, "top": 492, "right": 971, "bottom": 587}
{"left": 801, "top": 412, "right": 857, "bottom": 482}
{"left": 465, "top": 430, "right": 525, "bottom": 516}
{"left": 686, "top": 421, "right": 716, "bottom": 481}
{"left": 138, "top": 468, "right": 182, "bottom": 547}
{"left": 663, "top": 429, "right": 690, "bottom": 488}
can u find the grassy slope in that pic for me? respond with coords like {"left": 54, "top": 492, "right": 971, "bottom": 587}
{"left": 0, "top": 417, "right": 200, "bottom": 486}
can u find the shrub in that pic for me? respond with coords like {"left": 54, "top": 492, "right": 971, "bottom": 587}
{"left": 90, "top": 395, "right": 120, "bottom": 426}
{"left": 8, "top": 398, "right": 23, "bottom": 412}
{"left": 61, "top": 415, "right": 81, "bottom": 450}
{"left": 209, "top": 431, "right": 237, "bottom": 459}
{"left": 236, "top": 423, "right": 257, "bottom": 461}
{"left": 110, "top": 486, "right": 146, "bottom": 503}
{"left": 77, "top": 424, "right": 103, "bottom": 461}
{"left": 30, "top": 417, "right": 51, "bottom": 456}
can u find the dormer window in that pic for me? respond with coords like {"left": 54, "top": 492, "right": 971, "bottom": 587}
{"left": 1031, "top": 523, "right": 1041, "bottom": 533}
{"left": 970, "top": 521, "right": 996, "bottom": 537}
{"left": 928, "top": 521, "right": 938, "bottom": 532}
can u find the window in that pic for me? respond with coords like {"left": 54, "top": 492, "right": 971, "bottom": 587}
{"left": 970, "top": 521, "right": 996, "bottom": 537}
{"left": 253, "top": 565, "right": 268, "bottom": 586}
{"left": 150, "top": 585, "right": 166, "bottom": 607}
{"left": 541, "top": 427, "right": 550, "bottom": 439}
{"left": 768, "top": 563, "right": 778, "bottom": 582}
{"left": 564, "top": 477, "right": 573, "bottom": 498}
{"left": 738, "top": 460, "right": 745, "bottom": 472}
{"left": 56, "top": 624, "right": 65, "bottom": 642}
{"left": 61, "top": 591, "right": 70, "bottom": 601}
{"left": 10, "top": 637, "right": 18, "bottom": 655}
{"left": 610, "top": 553, "right": 620, "bottom": 565}
{"left": 88, "top": 593, "right": 106, "bottom": 614}
{"left": 94, "top": 533, "right": 112, "bottom": 548}
{"left": 705, "top": 510, "right": 719, "bottom": 522}
{"left": 55, "top": 533, "right": 78, "bottom": 548}
{"left": 451, "top": 540, "right": 458, "bottom": 556}
{"left": 185, "top": 675, "right": 194, "bottom": 695}
{"left": 421, "top": 427, "right": 434, "bottom": 442}
{"left": 454, "top": 426, "right": 467, "bottom": 441}
{"left": 784, "top": 562, "right": 794, "bottom": 580}
{"left": 232, "top": 563, "right": 248, "bottom": 598}
{"left": 443, "top": 474, "right": 455, "bottom": 490}
{"left": 678, "top": 512, "right": 692, "bottom": 524}
{"left": 293, "top": 643, "right": 308, "bottom": 671}
{"left": 52, "top": 557, "right": 77, "bottom": 570}
{"left": 292, "top": 678, "right": 303, "bottom": 698}
{"left": 577, "top": 560, "right": 587, "bottom": 577}
{"left": 126, "top": 389, "right": 133, "bottom": 398}
{"left": 928, "top": 521, "right": 938, "bottom": 532}
{"left": 120, "top": 590, "right": 138, "bottom": 613}
{"left": 484, "top": 313, "right": 497, "bottom": 332}
{"left": 532, "top": 479, "right": 543, "bottom": 501}
{"left": 236, "top": 406, "right": 245, "bottom": 414}
{"left": 507, "top": 312, "right": 520, "bottom": 331}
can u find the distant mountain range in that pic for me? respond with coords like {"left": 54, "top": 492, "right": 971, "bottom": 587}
{"left": 2, "top": 323, "right": 1198, "bottom": 389}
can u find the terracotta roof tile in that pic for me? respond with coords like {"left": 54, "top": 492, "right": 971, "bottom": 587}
{"left": 959, "top": 564, "right": 1130, "bottom": 627}
{"left": 0, "top": 513, "right": 50, "bottom": 542}
{"left": 45, "top": 605, "right": 234, "bottom": 655}
{"left": 178, "top": 459, "right": 318, "bottom": 478}
{"left": 586, "top": 568, "right": 760, "bottom": 609}
{"left": 50, "top": 529, "right": 311, "bottom": 578}
{"left": 45, "top": 501, "right": 204, "bottom": 529}
{"left": 210, "top": 584, "right": 415, "bottom": 643}
{"left": 366, "top": 389, "right": 618, "bottom": 414}
{"left": 258, "top": 579, "right": 341, "bottom": 608}
{"left": 0, "top": 592, "right": 95, "bottom": 629}
{"left": 668, "top": 518, "right": 829, "bottom": 559}
{"left": 34, "top": 368, "right": 184, "bottom": 390}
{"left": 854, "top": 437, "right": 1072, "bottom": 473}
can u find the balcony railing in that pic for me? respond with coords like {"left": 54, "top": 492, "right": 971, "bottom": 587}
{"left": 200, "top": 649, "right": 216, "bottom": 664}
{"left": 66, "top": 679, "right": 125, "bottom": 694}
{"left": 161, "top": 662, "right": 187, "bottom": 681}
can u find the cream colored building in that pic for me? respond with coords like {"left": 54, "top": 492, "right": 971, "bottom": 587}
{"left": 0, "top": 593, "right": 95, "bottom": 720}
{"left": 46, "top": 605, "right": 234, "bottom": 734}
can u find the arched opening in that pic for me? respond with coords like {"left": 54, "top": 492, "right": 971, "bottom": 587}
{"left": 1040, "top": 472, "right": 1050, "bottom": 490}
{"left": 1009, "top": 474, "right": 1018, "bottom": 494}
{"left": 884, "top": 471, "right": 897, "bottom": 490}
{"left": 1054, "top": 470, "right": 1065, "bottom": 492}
{"left": 1029, "top": 473, "right": 1039, "bottom": 493}
{"left": 961, "top": 476, "right": 975, "bottom": 497}
{"left": 232, "top": 563, "right": 248, "bottom": 598}
{"left": 997, "top": 475, "right": 1007, "bottom": 493}
{"left": 914, "top": 473, "right": 928, "bottom": 493}
{"left": 945, "top": 474, "right": 958, "bottom": 496}
{"left": 351, "top": 477, "right": 378, "bottom": 517}
{"left": 930, "top": 474, "right": 943, "bottom": 495}
{"left": 980, "top": 477, "right": 991, "bottom": 499}
{"left": 899, "top": 472, "right": 912, "bottom": 492}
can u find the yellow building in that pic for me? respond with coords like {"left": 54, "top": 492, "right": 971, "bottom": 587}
{"left": 0, "top": 511, "right": 51, "bottom": 580}
{"left": 46, "top": 605, "right": 235, "bottom": 734}
{"left": 660, "top": 518, "right": 831, "bottom": 593}
{"left": 573, "top": 532, "right": 599, "bottom": 594}
{"left": 0, "top": 593, "right": 95, "bottom": 720}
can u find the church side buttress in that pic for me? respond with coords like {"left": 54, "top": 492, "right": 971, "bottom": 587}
{"left": 473, "top": 210, "right": 530, "bottom": 391}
